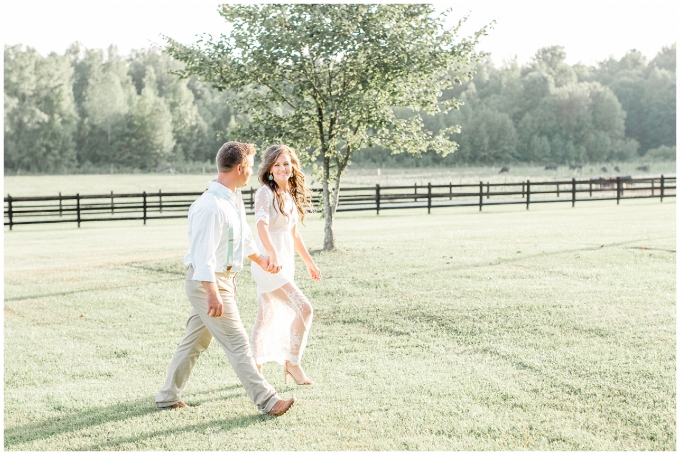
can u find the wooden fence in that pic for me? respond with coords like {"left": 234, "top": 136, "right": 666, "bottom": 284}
{"left": 4, "top": 175, "right": 675, "bottom": 230}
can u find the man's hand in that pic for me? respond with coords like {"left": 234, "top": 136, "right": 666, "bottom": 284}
{"left": 260, "top": 255, "right": 274, "bottom": 272}
{"left": 267, "top": 256, "right": 282, "bottom": 274}
{"left": 202, "top": 281, "right": 223, "bottom": 317}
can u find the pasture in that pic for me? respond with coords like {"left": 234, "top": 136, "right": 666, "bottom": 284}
{"left": 3, "top": 197, "right": 676, "bottom": 450}
{"left": 4, "top": 161, "right": 676, "bottom": 196}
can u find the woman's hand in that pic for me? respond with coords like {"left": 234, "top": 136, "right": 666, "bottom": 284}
{"left": 268, "top": 253, "right": 282, "bottom": 274}
{"left": 307, "top": 262, "right": 322, "bottom": 281}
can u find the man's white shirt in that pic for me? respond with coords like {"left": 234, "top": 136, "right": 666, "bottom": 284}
{"left": 183, "top": 180, "right": 258, "bottom": 281}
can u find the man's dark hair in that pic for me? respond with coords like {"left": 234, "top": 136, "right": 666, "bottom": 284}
{"left": 216, "top": 142, "right": 256, "bottom": 173}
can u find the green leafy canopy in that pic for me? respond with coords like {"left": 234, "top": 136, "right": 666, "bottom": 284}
{"left": 164, "top": 4, "right": 490, "bottom": 166}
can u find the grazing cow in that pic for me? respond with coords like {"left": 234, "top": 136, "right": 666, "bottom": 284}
{"left": 614, "top": 166, "right": 621, "bottom": 172}
{"left": 596, "top": 176, "right": 614, "bottom": 189}
{"left": 620, "top": 175, "right": 634, "bottom": 193}
{"left": 636, "top": 165, "right": 649, "bottom": 172}
{"left": 499, "top": 166, "right": 509, "bottom": 173}
{"left": 601, "top": 166, "right": 608, "bottom": 173}
{"left": 544, "top": 164, "right": 558, "bottom": 170}
{"left": 596, "top": 175, "right": 633, "bottom": 191}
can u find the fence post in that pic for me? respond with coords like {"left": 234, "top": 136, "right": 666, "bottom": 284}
{"left": 486, "top": 182, "right": 490, "bottom": 199}
{"left": 571, "top": 178, "right": 576, "bottom": 207}
{"left": 660, "top": 175, "right": 664, "bottom": 202}
{"left": 250, "top": 187, "right": 255, "bottom": 210}
{"left": 556, "top": 182, "right": 560, "bottom": 198}
{"left": 159, "top": 190, "right": 162, "bottom": 213}
{"left": 479, "top": 181, "right": 483, "bottom": 211}
{"left": 427, "top": 183, "right": 432, "bottom": 214}
{"left": 449, "top": 182, "right": 452, "bottom": 201}
{"left": 143, "top": 191, "right": 147, "bottom": 225}
{"left": 413, "top": 183, "right": 417, "bottom": 202}
{"left": 526, "top": 180, "right": 531, "bottom": 210}
{"left": 651, "top": 178, "right": 655, "bottom": 196}
{"left": 7, "top": 194, "right": 13, "bottom": 231}
{"left": 110, "top": 191, "right": 114, "bottom": 214}
{"left": 375, "top": 184, "right": 380, "bottom": 215}
{"left": 616, "top": 177, "right": 621, "bottom": 205}
{"left": 76, "top": 193, "right": 81, "bottom": 228}
{"left": 521, "top": 183, "right": 525, "bottom": 198}
{"left": 589, "top": 181, "right": 592, "bottom": 197}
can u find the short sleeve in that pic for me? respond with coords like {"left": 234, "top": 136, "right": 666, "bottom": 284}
{"left": 254, "top": 186, "right": 273, "bottom": 225}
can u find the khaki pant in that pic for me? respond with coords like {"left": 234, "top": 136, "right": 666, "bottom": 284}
{"left": 155, "top": 267, "right": 280, "bottom": 414}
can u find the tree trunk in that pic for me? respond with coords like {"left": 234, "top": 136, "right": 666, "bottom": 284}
{"left": 322, "top": 155, "right": 335, "bottom": 250}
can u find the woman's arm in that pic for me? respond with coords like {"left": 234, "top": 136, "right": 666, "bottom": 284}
{"left": 253, "top": 187, "right": 282, "bottom": 273}
{"left": 292, "top": 224, "right": 321, "bottom": 281}
{"left": 257, "top": 220, "right": 281, "bottom": 273}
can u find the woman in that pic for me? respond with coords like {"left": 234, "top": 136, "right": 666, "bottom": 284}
{"left": 250, "top": 144, "right": 321, "bottom": 385}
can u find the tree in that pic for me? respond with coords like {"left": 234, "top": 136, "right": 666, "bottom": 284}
{"left": 127, "top": 48, "right": 212, "bottom": 165}
{"left": 529, "top": 45, "right": 576, "bottom": 88}
{"left": 119, "top": 67, "right": 175, "bottom": 169}
{"left": 515, "top": 81, "right": 625, "bottom": 164}
{"left": 592, "top": 46, "right": 676, "bottom": 155}
{"left": 4, "top": 45, "right": 78, "bottom": 172}
{"left": 649, "top": 43, "right": 676, "bottom": 73}
{"left": 79, "top": 46, "right": 137, "bottom": 166}
{"left": 165, "top": 4, "right": 489, "bottom": 250}
{"left": 639, "top": 66, "right": 675, "bottom": 152}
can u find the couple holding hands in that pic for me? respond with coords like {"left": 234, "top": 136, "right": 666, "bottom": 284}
{"left": 155, "top": 141, "right": 320, "bottom": 417}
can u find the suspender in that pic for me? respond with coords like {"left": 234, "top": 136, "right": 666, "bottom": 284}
{"left": 205, "top": 189, "right": 241, "bottom": 268}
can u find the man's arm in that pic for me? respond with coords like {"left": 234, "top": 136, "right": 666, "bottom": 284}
{"left": 249, "top": 252, "right": 276, "bottom": 273}
{"left": 189, "top": 206, "right": 222, "bottom": 282}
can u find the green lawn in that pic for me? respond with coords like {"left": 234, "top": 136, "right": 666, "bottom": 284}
{"left": 4, "top": 198, "right": 676, "bottom": 450}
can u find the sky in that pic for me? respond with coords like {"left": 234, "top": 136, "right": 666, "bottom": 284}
{"left": 1, "top": 0, "right": 678, "bottom": 67}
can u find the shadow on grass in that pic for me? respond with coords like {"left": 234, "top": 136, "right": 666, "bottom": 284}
{"left": 125, "top": 262, "right": 187, "bottom": 276}
{"left": 3, "top": 384, "right": 268, "bottom": 450}
{"left": 309, "top": 248, "right": 333, "bottom": 256}
{"left": 5, "top": 277, "right": 178, "bottom": 302}
{"left": 440, "top": 235, "right": 675, "bottom": 273}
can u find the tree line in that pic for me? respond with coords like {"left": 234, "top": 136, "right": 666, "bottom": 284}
{"left": 4, "top": 44, "right": 233, "bottom": 173}
{"left": 355, "top": 44, "right": 676, "bottom": 167}
{"left": 3, "top": 42, "right": 676, "bottom": 174}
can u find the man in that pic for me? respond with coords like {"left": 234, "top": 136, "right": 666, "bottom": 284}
{"left": 155, "top": 141, "right": 296, "bottom": 416}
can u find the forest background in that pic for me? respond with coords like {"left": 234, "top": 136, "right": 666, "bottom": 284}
{"left": 3, "top": 41, "right": 676, "bottom": 175}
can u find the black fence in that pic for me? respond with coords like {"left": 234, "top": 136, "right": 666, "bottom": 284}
{"left": 4, "top": 175, "right": 675, "bottom": 230}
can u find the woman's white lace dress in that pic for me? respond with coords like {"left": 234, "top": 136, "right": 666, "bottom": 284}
{"left": 250, "top": 185, "right": 313, "bottom": 366}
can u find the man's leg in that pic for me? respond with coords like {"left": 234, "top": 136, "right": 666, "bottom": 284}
{"left": 185, "top": 271, "right": 281, "bottom": 414}
{"left": 155, "top": 306, "right": 213, "bottom": 408}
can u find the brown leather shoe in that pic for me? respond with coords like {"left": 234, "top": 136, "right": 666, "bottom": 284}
{"left": 267, "top": 397, "right": 297, "bottom": 416}
{"left": 159, "top": 400, "right": 187, "bottom": 409}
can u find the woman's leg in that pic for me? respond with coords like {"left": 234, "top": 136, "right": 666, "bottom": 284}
{"left": 250, "top": 293, "right": 274, "bottom": 368}
{"left": 269, "top": 283, "right": 313, "bottom": 383}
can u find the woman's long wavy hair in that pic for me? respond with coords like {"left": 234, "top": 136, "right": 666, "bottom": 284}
{"left": 258, "top": 144, "right": 314, "bottom": 224}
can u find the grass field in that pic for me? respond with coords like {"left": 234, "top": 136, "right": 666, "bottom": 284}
{"left": 4, "top": 161, "right": 676, "bottom": 196}
{"left": 3, "top": 198, "right": 676, "bottom": 450}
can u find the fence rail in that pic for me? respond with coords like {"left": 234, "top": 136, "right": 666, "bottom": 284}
{"left": 4, "top": 175, "right": 675, "bottom": 229}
